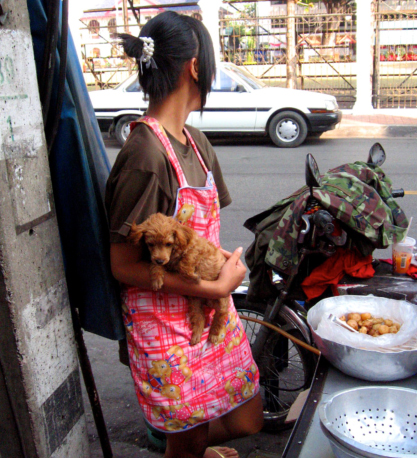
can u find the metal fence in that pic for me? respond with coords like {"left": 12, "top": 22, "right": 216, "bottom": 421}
{"left": 220, "top": 2, "right": 357, "bottom": 108}
{"left": 221, "top": 0, "right": 417, "bottom": 109}
{"left": 79, "top": 20, "right": 139, "bottom": 89}
{"left": 79, "top": 3, "right": 200, "bottom": 89}
{"left": 374, "top": 2, "right": 417, "bottom": 108}
{"left": 80, "top": 0, "right": 417, "bottom": 108}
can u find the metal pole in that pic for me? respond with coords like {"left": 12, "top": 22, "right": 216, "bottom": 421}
{"left": 71, "top": 308, "right": 113, "bottom": 458}
{"left": 122, "top": 0, "right": 132, "bottom": 75}
{"left": 123, "top": 0, "right": 129, "bottom": 33}
{"left": 286, "top": 0, "right": 297, "bottom": 89}
{"left": 373, "top": 0, "right": 381, "bottom": 109}
{"left": 352, "top": 0, "right": 374, "bottom": 113}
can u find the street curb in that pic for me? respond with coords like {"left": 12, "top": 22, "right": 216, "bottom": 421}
{"left": 322, "top": 125, "right": 417, "bottom": 138}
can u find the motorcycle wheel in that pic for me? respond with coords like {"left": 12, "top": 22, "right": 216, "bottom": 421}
{"left": 235, "top": 298, "right": 316, "bottom": 431}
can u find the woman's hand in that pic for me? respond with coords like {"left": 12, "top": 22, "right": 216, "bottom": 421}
{"left": 217, "top": 247, "right": 247, "bottom": 297}
{"left": 110, "top": 243, "right": 246, "bottom": 300}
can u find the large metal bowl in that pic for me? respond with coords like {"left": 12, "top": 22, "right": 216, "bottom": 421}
{"left": 319, "top": 386, "right": 417, "bottom": 457}
{"left": 320, "top": 423, "right": 367, "bottom": 458}
{"left": 307, "top": 298, "right": 417, "bottom": 382}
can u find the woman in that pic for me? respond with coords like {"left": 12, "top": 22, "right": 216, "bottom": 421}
{"left": 105, "top": 11, "right": 263, "bottom": 458}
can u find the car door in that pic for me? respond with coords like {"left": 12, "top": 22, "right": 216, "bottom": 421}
{"left": 189, "top": 68, "right": 256, "bottom": 131}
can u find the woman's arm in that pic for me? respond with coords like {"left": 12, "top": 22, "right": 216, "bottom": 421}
{"left": 110, "top": 243, "right": 246, "bottom": 300}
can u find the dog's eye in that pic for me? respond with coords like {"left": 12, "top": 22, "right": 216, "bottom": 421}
{"left": 165, "top": 242, "right": 173, "bottom": 247}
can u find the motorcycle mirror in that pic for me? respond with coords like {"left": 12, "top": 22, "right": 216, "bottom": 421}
{"left": 367, "top": 142, "right": 386, "bottom": 166}
{"left": 305, "top": 153, "right": 322, "bottom": 188}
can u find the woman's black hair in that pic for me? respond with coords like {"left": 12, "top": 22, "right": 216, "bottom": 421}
{"left": 118, "top": 11, "right": 215, "bottom": 111}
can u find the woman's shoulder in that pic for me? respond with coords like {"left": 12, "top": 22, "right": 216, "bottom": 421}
{"left": 114, "top": 122, "right": 169, "bottom": 172}
{"left": 185, "top": 124, "right": 209, "bottom": 143}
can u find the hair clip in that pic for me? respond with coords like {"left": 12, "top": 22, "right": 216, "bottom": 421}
{"left": 139, "top": 36, "right": 158, "bottom": 73}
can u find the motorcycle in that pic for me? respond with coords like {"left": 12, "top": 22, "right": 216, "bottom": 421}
{"left": 233, "top": 143, "right": 407, "bottom": 431}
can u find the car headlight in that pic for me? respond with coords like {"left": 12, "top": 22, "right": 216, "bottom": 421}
{"left": 325, "top": 99, "right": 338, "bottom": 111}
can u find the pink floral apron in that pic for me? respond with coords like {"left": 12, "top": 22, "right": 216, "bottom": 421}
{"left": 122, "top": 116, "right": 259, "bottom": 433}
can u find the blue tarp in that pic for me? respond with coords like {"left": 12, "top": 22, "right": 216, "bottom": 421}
{"left": 27, "top": 0, "right": 124, "bottom": 340}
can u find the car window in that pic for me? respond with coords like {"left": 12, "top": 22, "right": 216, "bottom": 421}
{"left": 211, "top": 69, "right": 238, "bottom": 92}
{"left": 222, "top": 64, "right": 266, "bottom": 90}
{"left": 126, "top": 78, "right": 141, "bottom": 92}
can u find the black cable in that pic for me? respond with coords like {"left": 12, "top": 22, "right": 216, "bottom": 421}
{"left": 47, "top": 0, "right": 69, "bottom": 152}
{"left": 39, "top": 0, "right": 60, "bottom": 124}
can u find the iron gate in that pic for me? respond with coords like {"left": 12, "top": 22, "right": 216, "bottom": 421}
{"left": 374, "top": 0, "right": 417, "bottom": 108}
{"left": 79, "top": 0, "right": 417, "bottom": 108}
{"left": 221, "top": 0, "right": 417, "bottom": 109}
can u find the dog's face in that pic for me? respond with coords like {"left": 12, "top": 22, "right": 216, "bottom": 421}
{"left": 129, "top": 213, "right": 194, "bottom": 265}
{"left": 144, "top": 229, "right": 175, "bottom": 266}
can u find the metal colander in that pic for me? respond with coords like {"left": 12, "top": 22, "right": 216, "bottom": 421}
{"left": 319, "top": 387, "right": 417, "bottom": 458}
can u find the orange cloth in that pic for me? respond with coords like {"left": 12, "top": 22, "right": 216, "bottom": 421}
{"left": 301, "top": 248, "right": 375, "bottom": 301}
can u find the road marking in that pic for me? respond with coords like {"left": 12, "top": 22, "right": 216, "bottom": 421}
{"left": 405, "top": 191, "right": 417, "bottom": 195}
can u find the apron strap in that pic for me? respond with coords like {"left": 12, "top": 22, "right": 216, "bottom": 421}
{"left": 183, "top": 128, "right": 209, "bottom": 175}
{"left": 138, "top": 116, "right": 208, "bottom": 188}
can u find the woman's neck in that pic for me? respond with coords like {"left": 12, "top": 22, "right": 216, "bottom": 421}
{"left": 146, "top": 80, "right": 200, "bottom": 145}
{"left": 146, "top": 100, "right": 189, "bottom": 145}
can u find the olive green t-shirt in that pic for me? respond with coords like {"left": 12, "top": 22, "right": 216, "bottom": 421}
{"left": 105, "top": 123, "right": 232, "bottom": 243}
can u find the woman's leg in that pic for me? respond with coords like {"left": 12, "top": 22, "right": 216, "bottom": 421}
{"left": 208, "top": 392, "right": 264, "bottom": 445}
{"left": 165, "top": 422, "right": 209, "bottom": 458}
{"left": 164, "top": 393, "right": 263, "bottom": 458}
{"left": 165, "top": 423, "right": 239, "bottom": 458}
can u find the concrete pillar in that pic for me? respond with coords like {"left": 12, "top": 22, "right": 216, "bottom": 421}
{"left": 352, "top": 0, "right": 374, "bottom": 113}
{"left": 0, "top": 1, "right": 90, "bottom": 457}
{"left": 199, "top": 0, "right": 222, "bottom": 63}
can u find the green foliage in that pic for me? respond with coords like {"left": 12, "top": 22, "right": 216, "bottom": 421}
{"left": 242, "top": 3, "right": 255, "bottom": 18}
{"left": 298, "top": 0, "right": 355, "bottom": 13}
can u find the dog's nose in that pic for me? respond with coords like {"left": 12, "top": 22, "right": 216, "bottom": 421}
{"left": 154, "top": 259, "right": 165, "bottom": 265}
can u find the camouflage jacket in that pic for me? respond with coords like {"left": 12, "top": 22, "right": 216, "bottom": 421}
{"left": 244, "top": 162, "right": 408, "bottom": 302}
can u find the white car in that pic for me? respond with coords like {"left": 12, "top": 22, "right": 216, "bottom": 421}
{"left": 89, "top": 62, "right": 342, "bottom": 148}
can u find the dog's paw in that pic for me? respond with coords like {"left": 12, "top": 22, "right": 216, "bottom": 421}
{"left": 208, "top": 331, "right": 220, "bottom": 345}
{"left": 190, "top": 332, "right": 202, "bottom": 346}
{"left": 151, "top": 277, "right": 164, "bottom": 291}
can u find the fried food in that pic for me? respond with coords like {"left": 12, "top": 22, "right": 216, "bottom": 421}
{"left": 340, "top": 312, "right": 401, "bottom": 337}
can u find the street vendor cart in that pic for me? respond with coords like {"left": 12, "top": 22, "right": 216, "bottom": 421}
{"left": 283, "top": 261, "right": 417, "bottom": 458}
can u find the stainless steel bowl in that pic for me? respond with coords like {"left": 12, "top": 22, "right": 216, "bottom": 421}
{"left": 309, "top": 328, "right": 417, "bottom": 381}
{"left": 307, "top": 298, "right": 417, "bottom": 382}
{"left": 320, "top": 423, "right": 365, "bottom": 458}
{"left": 319, "top": 386, "right": 417, "bottom": 457}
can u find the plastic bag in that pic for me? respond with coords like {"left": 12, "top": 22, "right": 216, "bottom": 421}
{"left": 307, "top": 295, "right": 417, "bottom": 350}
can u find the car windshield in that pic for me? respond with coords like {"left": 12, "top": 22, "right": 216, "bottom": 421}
{"left": 221, "top": 64, "right": 266, "bottom": 90}
{"left": 126, "top": 78, "right": 141, "bottom": 92}
{"left": 113, "top": 76, "right": 141, "bottom": 92}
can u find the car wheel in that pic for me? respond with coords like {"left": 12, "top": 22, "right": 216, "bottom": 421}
{"left": 115, "top": 115, "right": 139, "bottom": 146}
{"left": 268, "top": 111, "right": 308, "bottom": 148}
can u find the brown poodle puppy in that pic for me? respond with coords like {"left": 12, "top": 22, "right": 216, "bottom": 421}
{"left": 129, "top": 213, "right": 229, "bottom": 345}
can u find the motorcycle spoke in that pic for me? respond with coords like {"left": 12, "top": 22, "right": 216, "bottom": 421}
{"left": 236, "top": 306, "right": 314, "bottom": 426}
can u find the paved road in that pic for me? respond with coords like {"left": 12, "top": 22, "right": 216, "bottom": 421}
{"left": 106, "top": 134, "right": 417, "bottom": 262}
{"left": 84, "top": 134, "right": 417, "bottom": 457}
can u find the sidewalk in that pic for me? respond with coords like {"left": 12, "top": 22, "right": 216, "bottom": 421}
{"left": 83, "top": 332, "right": 292, "bottom": 458}
{"left": 323, "top": 108, "right": 417, "bottom": 138}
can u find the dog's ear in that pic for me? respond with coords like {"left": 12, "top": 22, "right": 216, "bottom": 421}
{"left": 128, "top": 222, "right": 147, "bottom": 245}
{"left": 174, "top": 223, "right": 195, "bottom": 250}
